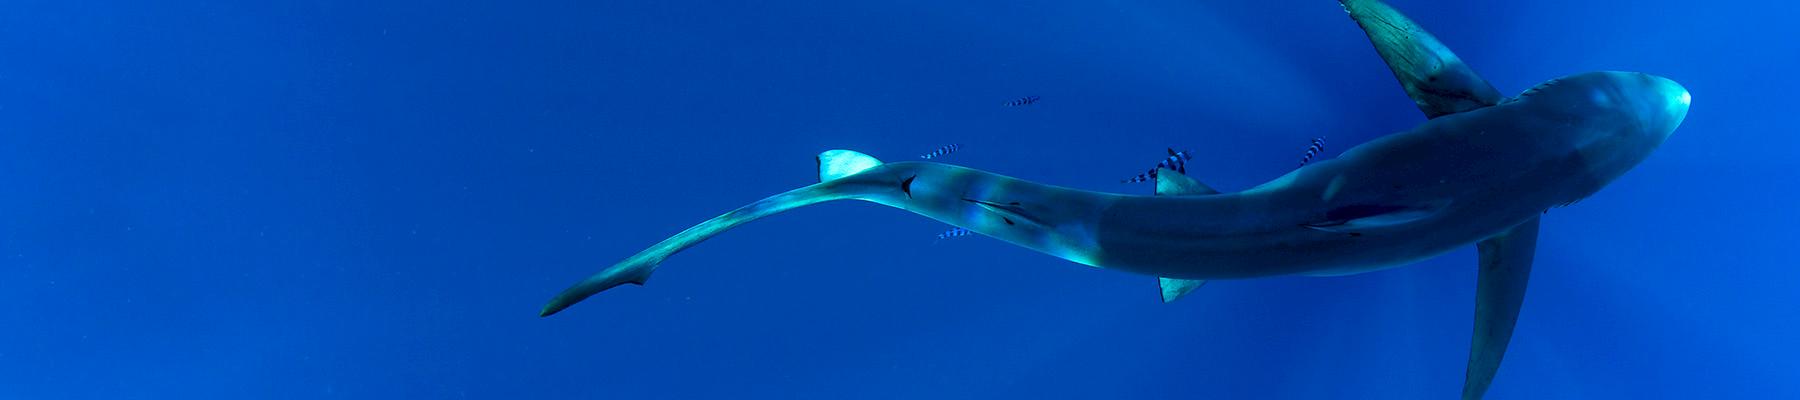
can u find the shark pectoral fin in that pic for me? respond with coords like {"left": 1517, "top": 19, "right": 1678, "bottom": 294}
{"left": 1463, "top": 217, "right": 1541, "bottom": 400}
{"left": 1155, "top": 168, "right": 1219, "bottom": 196}
{"left": 1340, "top": 0, "right": 1502, "bottom": 118}
{"left": 1158, "top": 278, "right": 1207, "bottom": 303}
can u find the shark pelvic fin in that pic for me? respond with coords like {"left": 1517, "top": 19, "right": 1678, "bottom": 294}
{"left": 1340, "top": 0, "right": 1502, "bottom": 118}
{"left": 1158, "top": 278, "right": 1207, "bottom": 303}
{"left": 1154, "top": 168, "right": 1219, "bottom": 196}
{"left": 817, "top": 149, "right": 883, "bottom": 182}
{"left": 1462, "top": 217, "right": 1540, "bottom": 400}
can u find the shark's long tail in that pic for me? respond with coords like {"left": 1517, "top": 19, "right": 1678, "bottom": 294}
{"left": 538, "top": 150, "right": 882, "bottom": 317}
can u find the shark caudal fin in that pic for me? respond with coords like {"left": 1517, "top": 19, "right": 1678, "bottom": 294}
{"left": 1462, "top": 217, "right": 1541, "bottom": 399}
{"left": 542, "top": 150, "right": 878, "bottom": 317}
{"left": 1340, "top": 0, "right": 1502, "bottom": 118}
{"left": 541, "top": 255, "right": 658, "bottom": 317}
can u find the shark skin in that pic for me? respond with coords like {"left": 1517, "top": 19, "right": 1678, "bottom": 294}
{"left": 545, "top": 75, "right": 1686, "bottom": 309}
{"left": 541, "top": 1, "right": 1689, "bottom": 398}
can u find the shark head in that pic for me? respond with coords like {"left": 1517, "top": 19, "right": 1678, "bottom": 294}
{"left": 1514, "top": 71, "right": 1690, "bottom": 201}
{"left": 1593, "top": 71, "right": 1690, "bottom": 141}
{"left": 1519, "top": 71, "right": 1690, "bottom": 139}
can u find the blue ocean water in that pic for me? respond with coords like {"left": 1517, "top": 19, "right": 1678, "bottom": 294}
{"left": 3, "top": 0, "right": 1796, "bottom": 398}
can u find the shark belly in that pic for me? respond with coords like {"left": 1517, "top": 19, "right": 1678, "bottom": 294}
{"left": 1084, "top": 107, "right": 1579, "bottom": 279}
{"left": 1087, "top": 199, "right": 1437, "bottom": 279}
{"left": 1086, "top": 188, "right": 1540, "bottom": 279}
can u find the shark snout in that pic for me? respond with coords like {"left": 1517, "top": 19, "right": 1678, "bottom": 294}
{"left": 1631, "top": 72, "right": 1690, "bottom": 139}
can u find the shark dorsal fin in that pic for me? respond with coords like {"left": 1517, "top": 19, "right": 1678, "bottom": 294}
{"left": 1155, "top": 168, "right": 1219, "bottom": 196}
{"left": 816, "top": 150, "right": 883, "bottom": 182}
{"left": 1341, "top": 0, "right": 1502, "bottom": 118}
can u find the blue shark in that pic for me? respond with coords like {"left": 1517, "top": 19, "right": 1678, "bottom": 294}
{"left": 540, "top": 1, "right": 1689, "bottom": 398}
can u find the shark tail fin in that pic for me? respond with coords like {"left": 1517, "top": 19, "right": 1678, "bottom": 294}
{"left": 817, "top": 150, "right": 884, "bottom": 182}
{"left": 540, "top": 255, "right": 659, "bottom": 317}
{"left": 540, "top": 180, "right": 847, "bottom": 317}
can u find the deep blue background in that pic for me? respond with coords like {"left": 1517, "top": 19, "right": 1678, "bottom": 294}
{"left": 3, "top": 0, "right": 1796, "bottom": 398}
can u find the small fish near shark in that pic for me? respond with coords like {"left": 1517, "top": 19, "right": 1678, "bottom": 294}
{"left": 933, "top": 227, "right": 974, "bottom": 242}
{"left": 1299, "top": 136, "right": 1325, "bottom": 167}
{"left": 539, "top": 1, "right": 1690, "bottom": 399}
{"left": 918, "top": 144, "right": 961, "bottom": 160}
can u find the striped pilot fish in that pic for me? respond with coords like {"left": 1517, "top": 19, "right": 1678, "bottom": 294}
{"left": 1005, "top": 95, "right": 1041, "bottom": 107}
{"left": 1299, "top": 137, "right": 1325, "bottom": 167}
{"left": 1122, "top": 148, "right": 1195, "bottom": 183}
{"left": 934, "top": 227, "right": 974, "bottom": 242}
{"left": 919, "top": 144, "right": 961, "bottom": 160}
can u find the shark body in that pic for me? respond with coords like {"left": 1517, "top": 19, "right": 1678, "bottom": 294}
{"left": 542, "top": 1, "right": 1690, "bottom": 398}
